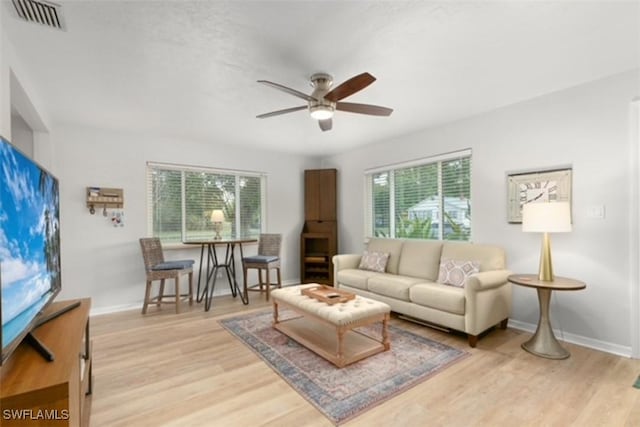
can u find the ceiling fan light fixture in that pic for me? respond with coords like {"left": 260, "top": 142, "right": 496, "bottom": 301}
{"left": 257, "top": 71, "right": 392, "bottom": 130}
{"left": 309, "top": 104, "right": 334, "bottom": 120}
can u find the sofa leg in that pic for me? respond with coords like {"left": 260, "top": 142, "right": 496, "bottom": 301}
{"left": 499, "top": 318, "right": 509, "bottom": 329}
{"left": 467, "top": 335, "right": 478, "bottom": 348}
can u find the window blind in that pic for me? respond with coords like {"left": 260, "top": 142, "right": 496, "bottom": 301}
{"left": 146, "top": 162, "right": 266, "bottom": 244}
{"left": 365, "top": 149, "right": 471, "bottom": 241}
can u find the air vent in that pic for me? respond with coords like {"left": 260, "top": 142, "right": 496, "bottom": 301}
{"left": 11, "top": 0, "right": 66, "bottom": 31}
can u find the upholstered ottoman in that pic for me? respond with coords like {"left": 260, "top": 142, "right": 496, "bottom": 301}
{"left": 271, "top": 284, "right": 391, "bottom": 368}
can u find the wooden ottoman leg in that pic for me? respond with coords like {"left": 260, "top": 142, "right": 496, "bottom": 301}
{"left": 337, "top": 326, "right": 346, "bottom": 368}
{"left": 273, "top": 300, "right": 279, "bottom": 326}
{"left": 382, "top": 313, "right": 391, "bottom": 351}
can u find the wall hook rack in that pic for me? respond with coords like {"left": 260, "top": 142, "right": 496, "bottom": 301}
{"left": 87, "top": 187, "right": 124, "bottom": 214}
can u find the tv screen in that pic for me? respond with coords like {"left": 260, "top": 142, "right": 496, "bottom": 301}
{"left": 0, "top": 135, "right": 61, "bottom": 365}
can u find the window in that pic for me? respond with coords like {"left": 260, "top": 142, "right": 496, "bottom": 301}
{"left": 146, "top": 162, "right": 266, "bottom": 244}
{"left": 365, "top": 149, "right": 471, "bottom": 241}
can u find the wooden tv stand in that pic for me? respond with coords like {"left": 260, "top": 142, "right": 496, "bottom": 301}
{"left": 0, "top": 298, "right": 92, "bottom": 426}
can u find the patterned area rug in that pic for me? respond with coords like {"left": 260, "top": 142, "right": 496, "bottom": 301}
{"left": 219, "top": 309, "right": 469, "bottom": 425}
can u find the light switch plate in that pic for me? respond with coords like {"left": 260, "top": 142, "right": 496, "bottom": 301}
{"left": 587, "top": 205, "right": 606, "bottom": 219}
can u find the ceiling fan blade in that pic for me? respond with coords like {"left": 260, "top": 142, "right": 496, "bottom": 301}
{"left": 318, "top": 118, "right": 332, "bottom": 132}
{"left": 336, "top": 102, "right": 393, "bottom": 116}
{"left": 256, "top": 105, "right": 307, "bottom": 119}
{"left": 323, "top": 72, "right": 376, "bottom": 102}
{"left": 257, "top": 80, "right": 317, "bottom": 102}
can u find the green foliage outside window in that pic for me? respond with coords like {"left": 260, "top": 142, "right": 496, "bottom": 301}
{"left": 148, "top": 165, "right": 263, "bottom": 244}
{"left": 370, "top": 154, "right": 471, "bottom": 241}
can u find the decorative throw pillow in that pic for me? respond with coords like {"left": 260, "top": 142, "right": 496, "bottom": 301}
{"left": 437, "top": 258, "right": 480, "bottom": 287}
{"left": 358, "top": 250, "right": 390, "bottom": 273}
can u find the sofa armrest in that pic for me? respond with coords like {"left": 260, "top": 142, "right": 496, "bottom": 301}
{"left": 465, "top": 269, "right": 512, "bottom": 292}
{"left": 464, "top": 269, "right": 513, "bottom": 337}
{"left": 332, "top": 254, "right": 362, "bottom": 286}
{"left": 333, "top": 254, "right": 362, "bottom": 270}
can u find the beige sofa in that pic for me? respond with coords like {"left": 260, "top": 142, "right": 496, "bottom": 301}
{"left": 333, "top": 238, "right": 512, "bottom": 347}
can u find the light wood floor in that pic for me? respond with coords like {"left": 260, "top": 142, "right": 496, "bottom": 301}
{"left": 88, "top": 294, "right": 640, "bottom": 427}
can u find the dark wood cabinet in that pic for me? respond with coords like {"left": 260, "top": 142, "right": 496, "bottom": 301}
{"left": 301, "top": 223, "right": 337, "bottom": 285}
{"left": 301, "top": 169, "right": 338, "bottom": 286}
{"left": 304, "top": 169, "right": 336, "bottom": 221}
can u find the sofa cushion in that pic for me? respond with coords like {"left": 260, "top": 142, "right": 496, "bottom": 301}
{"left": 366, "top": 238, "right": 404, "bottom": 274}
{"left": 437, "top": 258, "right": 480, "bottom": 287}
{"left": 441, "top": 242, "right": 505, "bottom": 271}
{"left": 358, "top": 250, "right": 390, "bottom": 272}
{"left": 367, "top": 275, "right": 423, "bottom": 301}
{"left": 336, "top": 269, "right": 385, "bottom": 290}
{"left": 397, "top": 240, "right": 443, "bottom": 280}
{"left": 409, "top": 282, "right": 466, "bottom": 315}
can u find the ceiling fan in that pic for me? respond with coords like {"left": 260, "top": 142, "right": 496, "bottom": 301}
{"left": 256, "top": 72, "right": 393, "bottom": 132}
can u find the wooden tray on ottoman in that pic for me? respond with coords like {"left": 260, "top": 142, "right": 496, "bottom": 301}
{"left": 301, "top": 285, "right": 355, "bottom": 305}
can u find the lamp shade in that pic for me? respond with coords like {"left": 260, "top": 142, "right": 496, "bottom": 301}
{"left": 522, "top": 202, "right": 572, "bottom": 233}
{"left": 210, "top": 209, "right": 225, "bottom": 223}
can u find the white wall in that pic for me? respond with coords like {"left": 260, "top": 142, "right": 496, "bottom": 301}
{"left": 0, "top": 5, "right": 52, "bottom": 164}
{"left": 51, "top": 124, "right": 316, "bottom": 311}
{"left": 10, "top": 111, "right": 33, "bottom": 156}
{"left": 0, "top": 2, "right": 10, "bottom": 137}
{"left": 323, "top": 70, "right": 640, "bottom": 356}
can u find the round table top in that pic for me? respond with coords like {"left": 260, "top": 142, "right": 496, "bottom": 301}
{"left": 507, "top": 274, "right": 586, "bottom": 291}
{"left": 182, "top": 238, "right": 258, "bottom": 245}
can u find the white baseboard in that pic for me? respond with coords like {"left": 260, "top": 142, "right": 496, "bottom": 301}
{"left": 89, "top": 278, "right": 302, "bottom": 317}
{"left": 508, "top": 319, "right": 633, "bottom": 358}
{"left": 90, "top": 303, "right": 141, "bottom": 316}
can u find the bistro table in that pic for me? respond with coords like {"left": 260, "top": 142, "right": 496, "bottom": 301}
{"left": 183, "top": 238, "right": 257, "bottom": 311}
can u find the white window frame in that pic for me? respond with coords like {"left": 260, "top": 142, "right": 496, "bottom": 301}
{"left": 146, "top": 161, "right": 267, "bottom": 245}
{"left": 364, "top": 149, "right": 472, "bottom": 241}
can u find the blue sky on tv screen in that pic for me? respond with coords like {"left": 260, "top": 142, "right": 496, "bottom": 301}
{"left": 0, "top": 138, "right": 60, "bottom": 347}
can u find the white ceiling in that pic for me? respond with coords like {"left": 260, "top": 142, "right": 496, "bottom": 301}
{"left": 4, "top": 1, "right": 639, "bottom": 156}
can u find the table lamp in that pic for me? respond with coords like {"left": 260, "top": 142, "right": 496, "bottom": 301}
{"left": 211, "top": 209, "right": 225, "bottom": 240}
{"left": 522, "top": 202, "right": 572, "bottom": 281}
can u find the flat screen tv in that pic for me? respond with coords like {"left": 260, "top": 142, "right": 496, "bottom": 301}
{"left": 0, "top": 134, "right": 61, "bottom": 365}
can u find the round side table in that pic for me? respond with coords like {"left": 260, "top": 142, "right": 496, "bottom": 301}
{"left": 508, "top": 274, "right": 586, "bottom": 359}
